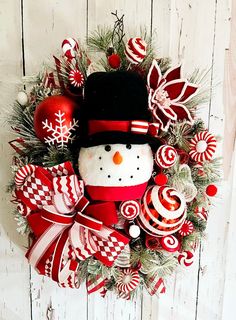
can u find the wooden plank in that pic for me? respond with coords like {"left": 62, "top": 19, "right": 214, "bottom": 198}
{"left": 0, "top": 1, "right": 31, "bottom": 319}
{"left": 22, "top": 1, "right": 88, "bottom": 319}
{"left": 87, "top": 1, "right": 151, "bottom": 319}
{"left": 196, "top": 0, "right": 232, "bottom": 319}
{"left": 146, "top": 2, "right": 217, "bottom": 319}
{"left": 221, "top": 2, "right": 236, "bottom": 316}
{"left": 23, "top": 0, "right": 87, "bottom": 75}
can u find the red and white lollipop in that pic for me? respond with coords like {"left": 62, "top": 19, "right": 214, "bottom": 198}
{"left": 125, "top": 37, "right": 147, "bottom": 64}
{"left": 120, "top": 200, "right": 141, "bottom": 220}
{"left": 160, "top": 235, "right": 180, "bottom": 252}
{"left": 116, "top": 268, "right": 140, "bottom": 293}
{"left": 178, "top": 251, "right": 194, "bottom": 267}
{"left": 155, "top": 145, "right": 177, "bottom": 169}
{"left": 62, "top": 38, "right": 79, "bottom": 60}
{"left": 189, "top": 131, "right": 217, "bottom": 162}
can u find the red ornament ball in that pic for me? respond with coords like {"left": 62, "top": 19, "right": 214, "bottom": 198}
{"left": 154, "top": 173, "right": 168, "bottom": 186}
{"left": 206, "top": 184, "right": 217, "bottom": 197}
{"left": 108, "top": 54, "right": 121, "bottom": 69}
{"left": 34, "top": 95, "right": 79, "bottom": 148}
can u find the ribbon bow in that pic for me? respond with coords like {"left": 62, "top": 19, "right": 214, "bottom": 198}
{"left": 14, "top": 162, "right": 129, "bottom": 288}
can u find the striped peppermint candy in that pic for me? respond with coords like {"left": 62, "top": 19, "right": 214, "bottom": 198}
{"left": 195, "top": 206, "right": 208, "bottom": 221}
{"left": 68, "top": 69, "right": 84, "bottom": 87}
{"left": 178, "top": 250, "right": 194, "bottom": 267}
{"left": 119, "top": 200, "right": 141, "bottom": 220}
{"left": 178, "top": 220, "right": 194, "bottom": 236}
{"left": 160, "top": 235, "right": 180, "bottom": 252}
{"left": 15, "top": 164, "right": 36, "bottom": 187}
{"left": 125, "top": 37, "right": 147, "bottom": 64}
{"left": 116, "top": 268, "right": 140, "bottom": 293}
{"left": 61, "top": 38, "right": 79, "bottom": 60}
{"left": 155, "top": 145, "right": 177, "bottom": 168}
{"left": 189, "top": 131, "right": 217, "bottom": 162}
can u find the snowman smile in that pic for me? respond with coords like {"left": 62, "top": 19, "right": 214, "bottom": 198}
{"left": 78, "top": 143, "right": 154, "bottom": 188}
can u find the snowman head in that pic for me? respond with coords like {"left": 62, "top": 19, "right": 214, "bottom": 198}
{"left": 78, "top": 143, "right": 154, "bottom": 201}
{"left": 78, "top": 71, "right": 160, "bottom": 201}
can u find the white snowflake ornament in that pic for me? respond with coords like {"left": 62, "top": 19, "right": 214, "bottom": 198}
{"left": 34, "top": 95, "right": 80, "bottom": 149}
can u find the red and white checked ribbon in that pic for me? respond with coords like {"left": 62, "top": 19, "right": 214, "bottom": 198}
{"left": 15, "top": 162, "right": 129, "bottom": 287}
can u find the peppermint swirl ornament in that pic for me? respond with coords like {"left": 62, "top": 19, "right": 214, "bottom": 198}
{"left": 155, "top": 145, "right": 177, "bottom": 169}
{"left": 189, "top": 131, "right": 217, "bottom": 162}
{"left": 160, "top": 235, "right": 180, "bottom": 252}
{"left": 178, "top": 220, "right": 194, "bottom": 236}
{"left": 120, "top": 200, "right": 141, "bottom": 220}
{"left": 178, "top": 251, "right": 194, "bottom": 267}
{"left": 138, "top": 186, "right": 186, "bottom": 236}
{"left": 69, "top": 69, "right": 84, "bottom": 87}
{"left": 125, "top": 37, "right": 147, "bottom": 64}
{"left": 61, "top": 38, "right": 79, "bottom": 60}
{"left": 116, "top": 268, "right": 140, "bottom": 293}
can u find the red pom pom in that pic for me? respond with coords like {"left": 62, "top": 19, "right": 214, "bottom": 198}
{"left": 108, "top": 54, "right": 121, "bottom": 69}
{"left": 206, "top": 184, "right": 217, "bottom": 197}
{"left": 154, "top": 173, "right": 168, "bottom": 186}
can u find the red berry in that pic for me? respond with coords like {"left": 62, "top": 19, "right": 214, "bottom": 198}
{"left": 206, "top": 184, "right": 217, "bottom": 197}
{"left": 154, "top": 173, "right": 168, "bottom": 186}
{"left": 108, "top": 54, "right": 121, "bottom": 69}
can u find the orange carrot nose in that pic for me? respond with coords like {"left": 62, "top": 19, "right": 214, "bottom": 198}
{"left": 113, "top": 151, "right": 123, "bottom": 165}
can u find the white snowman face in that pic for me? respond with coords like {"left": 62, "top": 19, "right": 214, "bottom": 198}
{"left": 78, "top": 143, "right": 154, "bottom": 187}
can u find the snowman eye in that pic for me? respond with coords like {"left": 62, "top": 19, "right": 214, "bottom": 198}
{"left": 105, "top": 145, "right": 111, "bottom": 152}
{"left": 126, "top": 144, "right": 132, "bottom": 150}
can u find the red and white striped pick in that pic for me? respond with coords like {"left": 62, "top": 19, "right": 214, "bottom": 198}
{"left": 145, "top": 276, "right": 166, "bottom": 295}
{"left": 87, "top": 274, "right": 106, "bottom": 294}
{"left": 195, "top": 206, "right": 208, "bottom": 221}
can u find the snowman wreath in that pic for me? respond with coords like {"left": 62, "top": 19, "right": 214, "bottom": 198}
{"left": 8, "top": 14, "right": 220, "bottom": 299}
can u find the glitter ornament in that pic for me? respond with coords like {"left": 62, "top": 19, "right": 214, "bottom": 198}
{"left": 178, "top": 220, "right": 194, "bottom": 236}
{"left": 189, "top": 131, "right": 217, "bottom": 162}
{"left": 154, "top": 173, "right": 168, "bottom": 186}
{"left": 108, "top": 54, "right": 121, "bottom": 69}
{"left": 17, "top": 91, "right": 28, "bottom": 106}
{"left": 138, "top": 186, "right": 187, "bottom": 236}
{"left": 69, "top": 69, "right": 84, "bottom": 87}
{"left": 125, "top": 37, "right": 147, "bottom": 64}
{"left": 178, "top": 251, "right": 194, "bottom": 267}
{"left": 206, "top": 184, "right": 218, "bottom": 197}
{"left": 116, "top": 268, "right": 140, "bottom": 293}
{"left": 160, "top": 235, "right": 180, "bottom": 252}
{"left": 129, "top": 224, "right": 141, "bottom": 238}
{"left": 155, "top": 145, "right": 177, "bottom": 169}
{"left": 34, "top": 95, "right": 79, "bottom": 148}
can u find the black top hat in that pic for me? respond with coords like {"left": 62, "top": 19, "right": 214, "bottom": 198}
{"left": 79, "top": 71, "right": 159, "bottom": 148}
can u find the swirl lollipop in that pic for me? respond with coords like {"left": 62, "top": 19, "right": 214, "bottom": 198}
{"left": 160, "top": 235, "right": 180, "bottom": 252}
{"left": 155, "top": 145, "right": 177, "bottom": 169}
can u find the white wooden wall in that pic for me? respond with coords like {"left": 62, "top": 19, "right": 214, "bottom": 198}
{"left": 0, "top": 1, "right": 235, "bottom": 319}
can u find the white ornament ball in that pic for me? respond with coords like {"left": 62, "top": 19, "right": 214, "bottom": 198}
{"left": 129, "top": 225, "right": 140, "bottom": 238}
{"left": 196, "top": 140, "right": 207, "bottom": 153}
{"left": 17, "top": 91, "right": 28, "bottom": 106}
